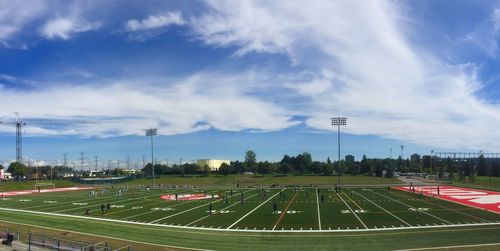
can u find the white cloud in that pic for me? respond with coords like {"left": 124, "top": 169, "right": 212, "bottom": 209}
{"left": 0, "top": 0, "right": 46, "bottom": 42}
{"left": 40, "top": 17, "right": 100, "bottom": 40}
{"left": 465, "top": 8, "right": 500, "bottom": 57}
{"left": 186, "top": 0, "right": 500, "bottom": 151}
{"left": 0, "top": 73, "right": 298, "bottom": 137}
{"left": 125, "top": 12, "right": 185, "bottom": 32}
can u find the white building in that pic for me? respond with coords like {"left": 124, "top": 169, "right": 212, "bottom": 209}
{"left": 196, "top": 159, "right": 230, "bottom": 171}
{"left": 0, "top": 169, "right": 12, "bottom": 180}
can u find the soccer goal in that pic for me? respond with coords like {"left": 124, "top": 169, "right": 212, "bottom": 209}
{"left": 34, "top": 182, "right": 56, "bottom": 192}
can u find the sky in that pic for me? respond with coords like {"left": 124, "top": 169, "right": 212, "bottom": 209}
{"left": 0, "top": 0, "right": 500, "bottom": 167}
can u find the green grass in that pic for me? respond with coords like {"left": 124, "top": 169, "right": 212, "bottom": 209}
{"left": 0, "top": 209, "right": 499, "bottom": 250}
{"left": 0, "top": 187, "right": 498, "bottom": 230}
{"left": 451, "top": 176, "right": 500, "bottom": 191}
{"left": 123, "top": 174, "right": 401, "bottom": 186}
{"left": 0, "top": 184, "right": 499, "bottom": 250}
{"left": 0, "top": 179, "right": 74, "bottom": 192}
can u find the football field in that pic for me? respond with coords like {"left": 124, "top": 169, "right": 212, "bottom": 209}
{"left": 0, "top": 186, "right": 499, "bottom": 232}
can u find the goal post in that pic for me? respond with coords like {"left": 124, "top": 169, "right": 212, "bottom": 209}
{"left": 34, "top": 182, "right": 56, "bottom": 192}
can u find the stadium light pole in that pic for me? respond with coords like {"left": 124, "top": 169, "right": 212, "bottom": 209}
{"left": 145, "top": 128, "right": 158, "bottom": 188}
{"left": 331, "top": 117, "right": 347, "bottom": 186}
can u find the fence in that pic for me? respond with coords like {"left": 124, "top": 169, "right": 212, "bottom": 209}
{"left": 27, "top": 233, "right": 132, "bottom": 251}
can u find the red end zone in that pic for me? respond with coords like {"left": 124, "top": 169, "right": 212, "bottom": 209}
{"left": 393, "top": 185, "right": 500, "bottom": 214}
{"left": 1, "top": 187, "right": 93, "bottom": 197}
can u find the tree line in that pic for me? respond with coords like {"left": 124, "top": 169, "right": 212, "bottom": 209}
{"left": 2, "top": 151, "right": 499, "bottom": 181}
{"left": 141, "top": 151, "right": 500, "bottom": 180}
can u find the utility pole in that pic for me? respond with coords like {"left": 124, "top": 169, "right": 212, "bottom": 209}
{"left": 94, "top": 156, "right": 98, "bottom": 171}
{"left": 145, "top": 128, "right": 157, "bottom": 187}
{"left": 127, "top": 156, "right": 130, "bottom": 170}
{"left": 63, "top": 153, "right": 68, "bottom": 168}
{"left": 331, "top": 117, "right": 347, "bottom": 185}
{"left": 142, "top": 155, "right": 146, "bottom": 168}
{"left": 80, "top": 152, "right": 85, "bottom": 171}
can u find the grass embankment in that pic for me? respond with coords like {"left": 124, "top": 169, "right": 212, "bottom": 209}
{"left": 0, "top": 210, "right": 499, "bottom": 251}
{"left": 123, "top": 174, "right": 401, "bottom": 187}
{"left": 451, "top": 176, "right": 500, "bottom": 191}
{"left": 0, "top": 180, "right": 74, "bottom": 192}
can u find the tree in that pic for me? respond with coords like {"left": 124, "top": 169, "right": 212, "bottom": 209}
{"left": 410, "top": 154, "right": 421, "bottom": 173}
{"left": 219, "top": 163, "right": 231, "bottom": 177}
{"left": 477, "top": 154, "right": 487, "bottom": 176}
{"left": 385, "top": 165, "right": 394, "bottom": 178}
{"left": 244, "top": 150, "right": 257, "bottom": 173}
{"left": 257, "top": 161, "right": 271, "bottom": 176}
{"left": 360, "top": 155, "right": 370, "bottom": 175}
{"left": 231, "top": 161, "right": 244, "bottom": 174}
{"left": 374, "top": 160, "right": 384, "bottom": 177}
{"left": 8, "top": 162, "right": 28, "bottom": 180}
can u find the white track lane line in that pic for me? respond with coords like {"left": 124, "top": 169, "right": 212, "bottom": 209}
{"left": 316, "top": 188, "right": 322, "bottom": 231}
{"left": 337, "top": 193, "right": 368, "bottom": 229}
{"left": 373, "top": 190, "right": 453, "bottom": 225}
{"left": 227, "top": 188, "right": 285, "bottom": 229}
{"left": 353, "top": 190, "right": 411, "bottom": 227}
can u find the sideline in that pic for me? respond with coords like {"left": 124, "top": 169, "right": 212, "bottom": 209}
{"left": 0, "top": 218, "right": 213, "bottom": 251}
{"left": 0, "top": 207, "right": 498, "bottom": 233}
{"left": 395, "top": 242, "right": 500, "bottom": 251}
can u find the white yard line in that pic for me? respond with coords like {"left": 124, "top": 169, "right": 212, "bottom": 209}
{"left": 227, "top": 188, "right": 285, "bottom": 229}
{"left": 0, "top": 207, "right": 498, "bottom": 233}
{"left": 342, "top": 191, "right": 364, "bottom": 211}
{"left": 22, "top": 189, "right": 171, "bottom": 210}
{"left": 316, "top": 188, "right": 322, "bottom": 231}
{"left": 373, "top": 191, "right": 453, "bottom": 225}
{"left": 149, "top": 189, "right": 254, "bottom": 224}
{"left": 336, "top": 193, "right": 368, "bottom": 229}
{"left": 186, "top": 192, "right": 261, "bottom": 226}
{"left": 394, "top": 242, "right": 500, "bottom": 251}
{"left": 123, "top": 200, "right": 194, "bottom": 220}
{"left": 55, "top": 193, "right": 162, "bottom": 213}
{"left": 353, "top": 191, "right": 411, "bottom": 227}
{"left": 391, "top": 190, "right": 491, "bottom": 223}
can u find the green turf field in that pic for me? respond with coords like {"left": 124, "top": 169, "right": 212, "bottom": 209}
{"left": 0, "top": 185, "right": 499, "bottom": 250}
{"left": 0, "top": 186, "right": 498, "bottom": 230}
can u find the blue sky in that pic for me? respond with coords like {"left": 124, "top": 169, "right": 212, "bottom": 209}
{"left": 0, "top": 0, "right": 499, "bottom": 167}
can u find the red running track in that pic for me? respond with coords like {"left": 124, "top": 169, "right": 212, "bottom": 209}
{"left": 1, "top": 187, "right": 93, "bottom": 197}
{"left": 393, "top": 185, "right": 500, "bottom": 214}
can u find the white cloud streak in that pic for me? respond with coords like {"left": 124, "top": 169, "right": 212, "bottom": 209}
{"left": 125, "top": 11, "right": 185, "bottom": 32}
{"left": 0, "top": 73, "right": 298, "bottom": 137}
{"left": 185, "top": 0, "right": 500, "bottom": 151}
{"left": 2, "top": 0, "right": 500, "bottom": 152}
{"left": 0, "top": 0, "right": 46, "bottom": 43}
{"left": 40, "top": 17, "right": 100, "bottom": 40}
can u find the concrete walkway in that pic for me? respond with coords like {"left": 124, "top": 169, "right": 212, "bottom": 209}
{"left": 0, "top": 241, "right": 50, "bottom": 251}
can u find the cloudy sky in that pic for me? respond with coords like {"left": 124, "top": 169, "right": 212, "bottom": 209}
{"left": 0, "top": 0, "right": 499, "bottom": 165}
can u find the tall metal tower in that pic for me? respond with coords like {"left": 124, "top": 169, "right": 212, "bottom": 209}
{"left": 63, "top": 153, "right": 68, "bottom": 168}
{"left": 15, "top": 112, "right": 25, "bottom": 164}
{"left": 80, "top": 152, "right": 86, "bottom": 170}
